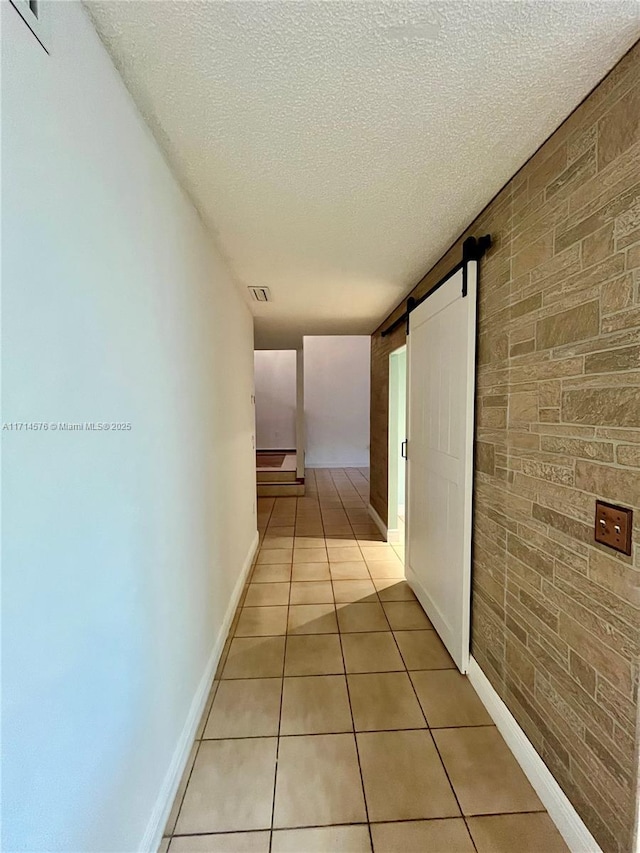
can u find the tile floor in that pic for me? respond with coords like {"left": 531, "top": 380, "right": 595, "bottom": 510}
{"left": 161, "top": 469, "right": 569, "bottom": 853}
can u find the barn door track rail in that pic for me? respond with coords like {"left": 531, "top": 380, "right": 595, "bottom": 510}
{"left": 380, "top": 234, "right": 492, "bottom": 338}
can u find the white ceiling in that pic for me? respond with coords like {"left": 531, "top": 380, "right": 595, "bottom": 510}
{"left": 85, "top": 1, "right": 639, "bottom": 349}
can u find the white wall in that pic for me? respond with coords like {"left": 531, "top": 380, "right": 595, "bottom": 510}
{"left": 303, "top": 336, "right": 370, "bottom": 468}
{"left": 254, "top": 350, "right": 297, "bottom": 449}
{"left": 2, "top": 4, "right": 257, "bottom": 852}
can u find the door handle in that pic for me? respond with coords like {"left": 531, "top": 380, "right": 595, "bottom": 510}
{"left": 401, "top": 440, "right": 407, "bottom": 460}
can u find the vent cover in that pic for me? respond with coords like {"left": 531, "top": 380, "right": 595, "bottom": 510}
{"left": 248, "top": 287, "right": 272, "bottom": 303}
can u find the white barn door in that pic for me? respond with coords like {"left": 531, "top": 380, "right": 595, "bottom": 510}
{"left": 405, "top": 262, "right": 477, "bottom": 673}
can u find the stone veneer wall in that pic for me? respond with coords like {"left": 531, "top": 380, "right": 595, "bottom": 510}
{"left": 370, "top": 43, "right": 640, "bottom": 853}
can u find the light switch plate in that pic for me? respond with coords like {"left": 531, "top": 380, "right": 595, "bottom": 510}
{"left": 594, "top": 500, "right": 632, "bottom": 556}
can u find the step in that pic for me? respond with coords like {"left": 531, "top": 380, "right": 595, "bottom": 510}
{"left": 257, "top": 469, "right": 298, "bottom": 483}
{"left": 257, "top": 480, "right": 305, "bottom": 497}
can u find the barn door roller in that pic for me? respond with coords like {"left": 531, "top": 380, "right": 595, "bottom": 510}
{"left": 380, "top": 234, "right": 491, "bottom": 338}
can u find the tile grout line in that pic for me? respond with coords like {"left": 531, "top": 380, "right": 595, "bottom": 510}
{"left": 165, "top": 489, "right": 281, "bottom": 845}
{"left": 199, "top": 723, "right": 499, "bottom": 742}
{"left": 170, "top": 808, "right": 550, "bottom": 840}
{"left": 377, "top": 538, "right": 480, "bottom": 852}
{"left": 372, "top": 524, "right": 481, "bottom": 853}
{"left": 267, "top": 491, "right": 298, "bottom": 851}
{"left": 328, "top": 467, "right": 377, "bottom": 850}
{"left": 171, "top": 493, "right": 277, "bottom": 846}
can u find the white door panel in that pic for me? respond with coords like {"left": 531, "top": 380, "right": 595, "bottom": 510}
{"left": 405, "top": 263, "right": 477, "bottom": 673}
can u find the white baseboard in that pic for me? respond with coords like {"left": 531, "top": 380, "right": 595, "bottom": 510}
{"left": 140, "top": 530, "right": 259, "bottom": 853}
{"left": 367, "top": 504, "right": 388, "bottom": 540}
{"left": 467, "top": 657, "right": 602, "bottom": 853}
{"left": 386, "top": 527, "right": 400, "bottom": 543}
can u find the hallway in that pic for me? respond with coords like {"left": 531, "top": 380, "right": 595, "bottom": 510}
{"left": 161, "top": 469, "right": 569, "bottom": 853}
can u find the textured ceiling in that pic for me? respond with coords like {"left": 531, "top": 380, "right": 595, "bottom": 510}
{"left": 85, "top": 1, "right": 640, "bottom": 348}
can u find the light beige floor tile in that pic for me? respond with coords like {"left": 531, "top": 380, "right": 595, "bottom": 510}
{"left": 337, "top": 602, "right": 389, "bottom": 633}
{"left": 466, "top": 813, "right": 570, "bottom": 853}
{"left": 353, "top": 529, "right": 385, "bottom": 542}
{"left": 328, "top": 546, "right": 365, "bottom": 562}
{"left": 222, "top": 637, "right": 286, "bottom": 679}
{"left": 280, "top": 675, "right": 353, "bottom": 734}
{"left": 341, "top": 632, "right": 405, "bottom": 673}
{"left": 164, "top": 741, "right": 199, "bottom": 835}
{"left": 326, "top": 534, "right": 359, "bottom": 547}
{"left": 158, "top": 838, "right": 170, "bottom": 853}
{"left": 323, "top": 525, "right": 354, "bottom": 535}
{"left": 433, "top": 727, "right": 543, "bottom": 815}
{"left": 393, "top": 631, "right": 454, "bottom": 670}
{"left": 294, "top": 525, "right": 324, "bottom": 536}
{"left": 325, "top": 533, "right": 363, "bottom": 548}
{"left": 273, "top": 734, "right": 367, "bottom": 828}
{"left": 370, "top": 818, "right": 474, "bottom": 852}
{"left": 265, "top": 525, "right": 294, "bottom": 536}
{"left": 366, "top": 561, "right": 405, "bottom": 579}
{"left": 293, "top": 547, "right": 328, "bottom": 563}
{"left": 322, "top": 515, "right": 349, "bottom": 526}
{"left": 287, "top": 603, "right": 338, "bottom": 634}
{"left": 196, "top": 681, "right": 220, "bottom": 738}
{"left": 272, "top": 825, "right": 371, "bottom": 853}
{"left": 383, "top": 602, "right": 432, "bottom": 629}
{"left": 410, "top": 670, "right": 493, "bottom": 728}
{"left": 348, "top": 672, "right": 426, "bottom": 731}
{"left": 175, "top": 738, "right": 277, "bottom": 833}
{"left": 291, "top": 562, "right": 330, "bottom": 581}
{"left": 290, "top": 580, "right": 334, "bottom": 604}
{"left": 261, "top": 535, "right": 294, "bottom": 550}
{"left": 373, "top": 579, "right": 416, "bottom": 601}
{"left": 345, "top": 510, "right": 370, "bottom": 522}
{"left": 204, "top": 678, "right": 282, "bottom": 739}
{"left": 235, "top": 606, "right": 288, "bottom": 637}
{"left": 360, "top": 545, "right": 399, "bottom": 562}
{"left": 244, "top": 583, "right": 290, "bottom": 607}
{"left": 332, "top": 579, "right": 377, "bottom": 603}
{"left": 358, "top": 730, "right": 459, "bottom": 821}
{"left": 296, "top": 519, "right": 322, "bottom": 529}
{"left": 170, "top": 832, "right": 270, "bottom": 852}
{"left": 294, "top": 536, "right": 326, "bottom": 549}
{"left": 215, "top": 634, "right": 235, "bottom": 680}
{"left": 251, "top": 564, "right": 291, "bottom": 583}
{"left": 291, "top": 563, "right": 331, "bottom": 581}
{"left": 256, "top": 549, "right": 293, "bottom": 565}
{"left": 330, "top": 561, "right": 371, "bottom": 580}
{"left": 284, "top": 634, "right": 345, "bottom": 675}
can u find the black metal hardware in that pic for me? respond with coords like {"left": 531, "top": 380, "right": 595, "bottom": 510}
{"left": 461, "top": 234, "right": 491, "bottom": 297}
{"left": 401, "top": 440, "right": 407, "bottom": 460}
{"left": 380, "top": 234, "right": 491, "bottom": 337}
{"left": 405, "top": 297, "right": 416, "bottom": 335}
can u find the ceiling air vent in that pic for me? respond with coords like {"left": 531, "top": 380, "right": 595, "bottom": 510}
{"left": 248, "top": 287, "right": 272, "bottom": 303}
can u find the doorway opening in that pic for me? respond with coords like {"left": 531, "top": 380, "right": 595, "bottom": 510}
{"left": 254, "top": 349, "right": 304, "bottom": 496}
{"left": 387, "top": 345, "right": 407, "bottom": 561}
